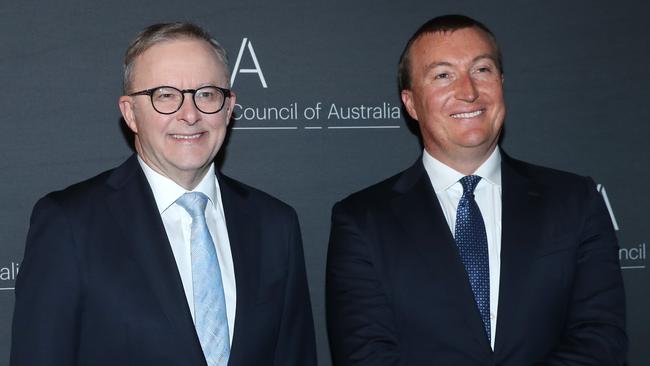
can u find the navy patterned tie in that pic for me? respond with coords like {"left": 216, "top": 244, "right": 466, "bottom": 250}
{"left": 455, "top": 175, "right": 491, "bottom": 342}
{"left": 176, "top": 192, "right": 230, "bottom": 366}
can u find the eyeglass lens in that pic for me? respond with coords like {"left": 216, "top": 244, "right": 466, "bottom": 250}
{"left": 151, "top": 86, "right": 225, "bottom": 114}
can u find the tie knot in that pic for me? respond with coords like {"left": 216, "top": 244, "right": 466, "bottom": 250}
{"left": 175, "top": 192, "right": 209, "bottom": 218}
{"left": 460, "top": 175, "right": 482, "bottom": 195}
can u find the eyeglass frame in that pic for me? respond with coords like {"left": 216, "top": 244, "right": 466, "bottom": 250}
{"left": 128, "top": 85, "right": 231, "bottom": 115}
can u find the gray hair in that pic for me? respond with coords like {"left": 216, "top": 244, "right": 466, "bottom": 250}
{"left": 123, "top": 22, "right": 229, "bottom": 94}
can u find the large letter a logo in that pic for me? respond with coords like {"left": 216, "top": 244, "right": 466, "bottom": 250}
{"left": 231, "top": 38, "right": 268, "bottom": 88}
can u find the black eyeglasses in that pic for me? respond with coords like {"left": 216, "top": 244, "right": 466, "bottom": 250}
{"left": 128, "top": 85, "right": 231, "bottom": 115}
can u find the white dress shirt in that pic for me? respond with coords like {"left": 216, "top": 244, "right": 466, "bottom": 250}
{"left": 138, "top": 157, "right": 236, "bottom": 344}
{"left": 422, "top": 148, "right": 502, "bottom": 349}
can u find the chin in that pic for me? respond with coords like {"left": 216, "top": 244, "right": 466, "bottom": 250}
{"left": 455, "top": 134, "right": 490, "bottom": 147}
{"left": 170, "top": 157, "right": 211, "bottom": 171}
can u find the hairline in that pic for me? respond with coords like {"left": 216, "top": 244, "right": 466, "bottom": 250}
{"left": 123, "top": 28, "right": 230, "bottom": 94}
{"left": 399, "top": 23, "right": 503, "bottom": 92}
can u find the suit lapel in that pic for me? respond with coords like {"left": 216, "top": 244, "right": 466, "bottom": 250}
{"left": 104, "top": 156, "right": 206, "bottom": 365}
{"left": 216, "top": 174, "right": 260, "bottom": 366}
{"left": 390, "top": 160, "right": 493, "bottom": 352}
{"left": 494, "top": 154, "right": 545, "bottom": 356}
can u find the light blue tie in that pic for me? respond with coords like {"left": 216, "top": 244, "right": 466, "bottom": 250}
{"left": 176, "top": 192, "right": 230, "bottom": 366}
{"left": 455, "top": 175, "right": 491, "bottom": 342}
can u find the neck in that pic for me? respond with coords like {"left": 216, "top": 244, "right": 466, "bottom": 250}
{"left": 135, "top": 149, "right": 210, "bottom": 191}
{"left": 425, "top": 145, "right": 498, "bottom": 176}
{"left": 171, "top": 171, "right": 207, "bottom": 191}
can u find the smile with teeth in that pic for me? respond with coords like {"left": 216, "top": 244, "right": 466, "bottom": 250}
{"left": 450, "top": 109, "right": 485, "bottom": 119}
{"left": 171, "top": 133, "right": 203, "bottom": 140}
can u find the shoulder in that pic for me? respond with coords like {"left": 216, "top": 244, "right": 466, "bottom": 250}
{"left": 504, "top": 155, "right": 595, "bottom": 191}
{"left": 36, "top": 168, "right": 117, "bottom": 212}
{"left": 219, "top": 173, "right": 297, "bottom": 218}
{"left": 502, "top": 154, "right": 601, "bottom": 213}
{"left": 333, "top": 160, "right": 424, "bottom": 215}
{"left": 339, "top": 173, "right": 403, "bottom": 207}
{"left": 31, "top": 155, "right": 141, "bottom": 217}
{"left": 24, "top": 163, "right": 127, "bottom": 257}
{"left": 218, "top": 174, "right": 303, "bottom": 246}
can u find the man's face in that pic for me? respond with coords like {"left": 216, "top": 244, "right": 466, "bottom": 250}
{"left": 119, "top": 38, "right": 235, "bottom": 189}
{"left": 401, "top": 27, "right": 505, "bottom": 168}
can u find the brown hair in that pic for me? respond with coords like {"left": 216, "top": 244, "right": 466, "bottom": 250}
{"left": 398, "top": 14, "right": 502, "bottom": 92}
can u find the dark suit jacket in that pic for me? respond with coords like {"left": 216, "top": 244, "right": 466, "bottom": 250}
{"left": 11, "top": 155, "right": 317, "bottom": 366}
{"left": 326, "top": 153, "right": 626, "bottom": 366}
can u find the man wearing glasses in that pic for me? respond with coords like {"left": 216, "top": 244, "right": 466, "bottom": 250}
{"left": 11, "top": 23, "right": 316, "bottom": 366}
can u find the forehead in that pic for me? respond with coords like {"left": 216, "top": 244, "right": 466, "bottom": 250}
{"left": 131, "top": 38, "right": 227, "bottom": 87}
{"left": 409, "top": 27, "right": 498, "bottom": 66}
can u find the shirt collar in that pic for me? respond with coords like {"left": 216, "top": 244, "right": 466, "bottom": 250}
{"left": 422, "top": 148, "right": 502, "bottom": 192}
{"left": 137, "top": 156, "right": 218, "bottom": 213}
{"left": 474, "top": 147, "right": 501, "bottom": 187}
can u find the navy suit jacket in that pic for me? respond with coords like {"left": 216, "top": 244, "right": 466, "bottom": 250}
{"left": 326, "top": 153, "right": 626, "bottom": 365}
{"left": 11, "top": 155, "right": 317, "bottom": 366}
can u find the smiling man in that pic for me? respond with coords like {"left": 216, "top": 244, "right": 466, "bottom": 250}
{"left": 11, "top": 23, "right": 316, "bottom": 366}
{"left": 326, "top": 15, "right": 626, "bottom": 365}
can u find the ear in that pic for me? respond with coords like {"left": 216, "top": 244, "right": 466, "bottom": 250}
{"left": 225, "top": 90, "right": 237, "bottom": 126}
{"left": 400, "top": 89, "right": 418, "bottom": 121}
{"left": 118, "top": 96, "right": 138, "bottom": 133}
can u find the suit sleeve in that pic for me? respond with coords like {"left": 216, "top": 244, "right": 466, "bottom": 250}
{"left": 540, "top": 178, "right": 627, "bottom": 365}
{"left": 11, "top": 196, "right": 83, "bottom": 366}
{"left": 326, "top": 201, "right": 402, "bottom": 366}
{"left": 273, "top": 208, "right": 317, "bottom": 366}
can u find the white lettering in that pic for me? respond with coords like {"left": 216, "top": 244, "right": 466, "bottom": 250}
{"left": 597, "top": 184, "right": 619, "bottom": 231}
{"left": 233, "top": 103, "right": 299, "bottom": 121}
{"left": 0, "top": 262, "right": 19, "bottom": 281}
{"left": 619, "top": 243, "right": 646, "bottom": 261}
{"left": 231, "top": 38, "right": 268, "bottom": 88}
{"left": 327, "top": 103, "right": 401, "bottom": 120}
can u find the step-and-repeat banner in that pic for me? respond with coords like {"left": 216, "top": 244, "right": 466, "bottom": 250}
{"left": 1, "top": 1, "right": 648, "bottom": 365}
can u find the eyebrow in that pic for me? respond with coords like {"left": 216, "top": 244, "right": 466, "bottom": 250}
{"left": 472, "top": 53, "right": 498, "bottom": 64}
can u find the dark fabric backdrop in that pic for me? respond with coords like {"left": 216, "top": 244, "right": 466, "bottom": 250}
{"left": 1, "top": 1, "right": 648, "bottom": 365}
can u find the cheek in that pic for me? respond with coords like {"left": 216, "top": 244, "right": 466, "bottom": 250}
{"left": 418, "top": 117, "right": 447, "bottom": 142}
{"left": 209, "top": 116, "right": 229, "bottom": 130}
{"left": 139, "top": 125, "right": 173, "bottom": 151}
{"left": 488, "top": 92, "right": 506, "bottom": 121}
{"left": 142, "top": 115, "right": 173, "bottom": 134}
{"left": 421, "top": 88, "right": 451, "bottom": 112}
{"left": 481, "top": 82, "right": 505, "bottom": 101}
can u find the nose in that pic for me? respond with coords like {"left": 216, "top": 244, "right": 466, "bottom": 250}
{"left": 177, "top": 93, "right": 201, "bottom": 125}
{"left": 455, "top": 73, "right": 479, "bottom": 102}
